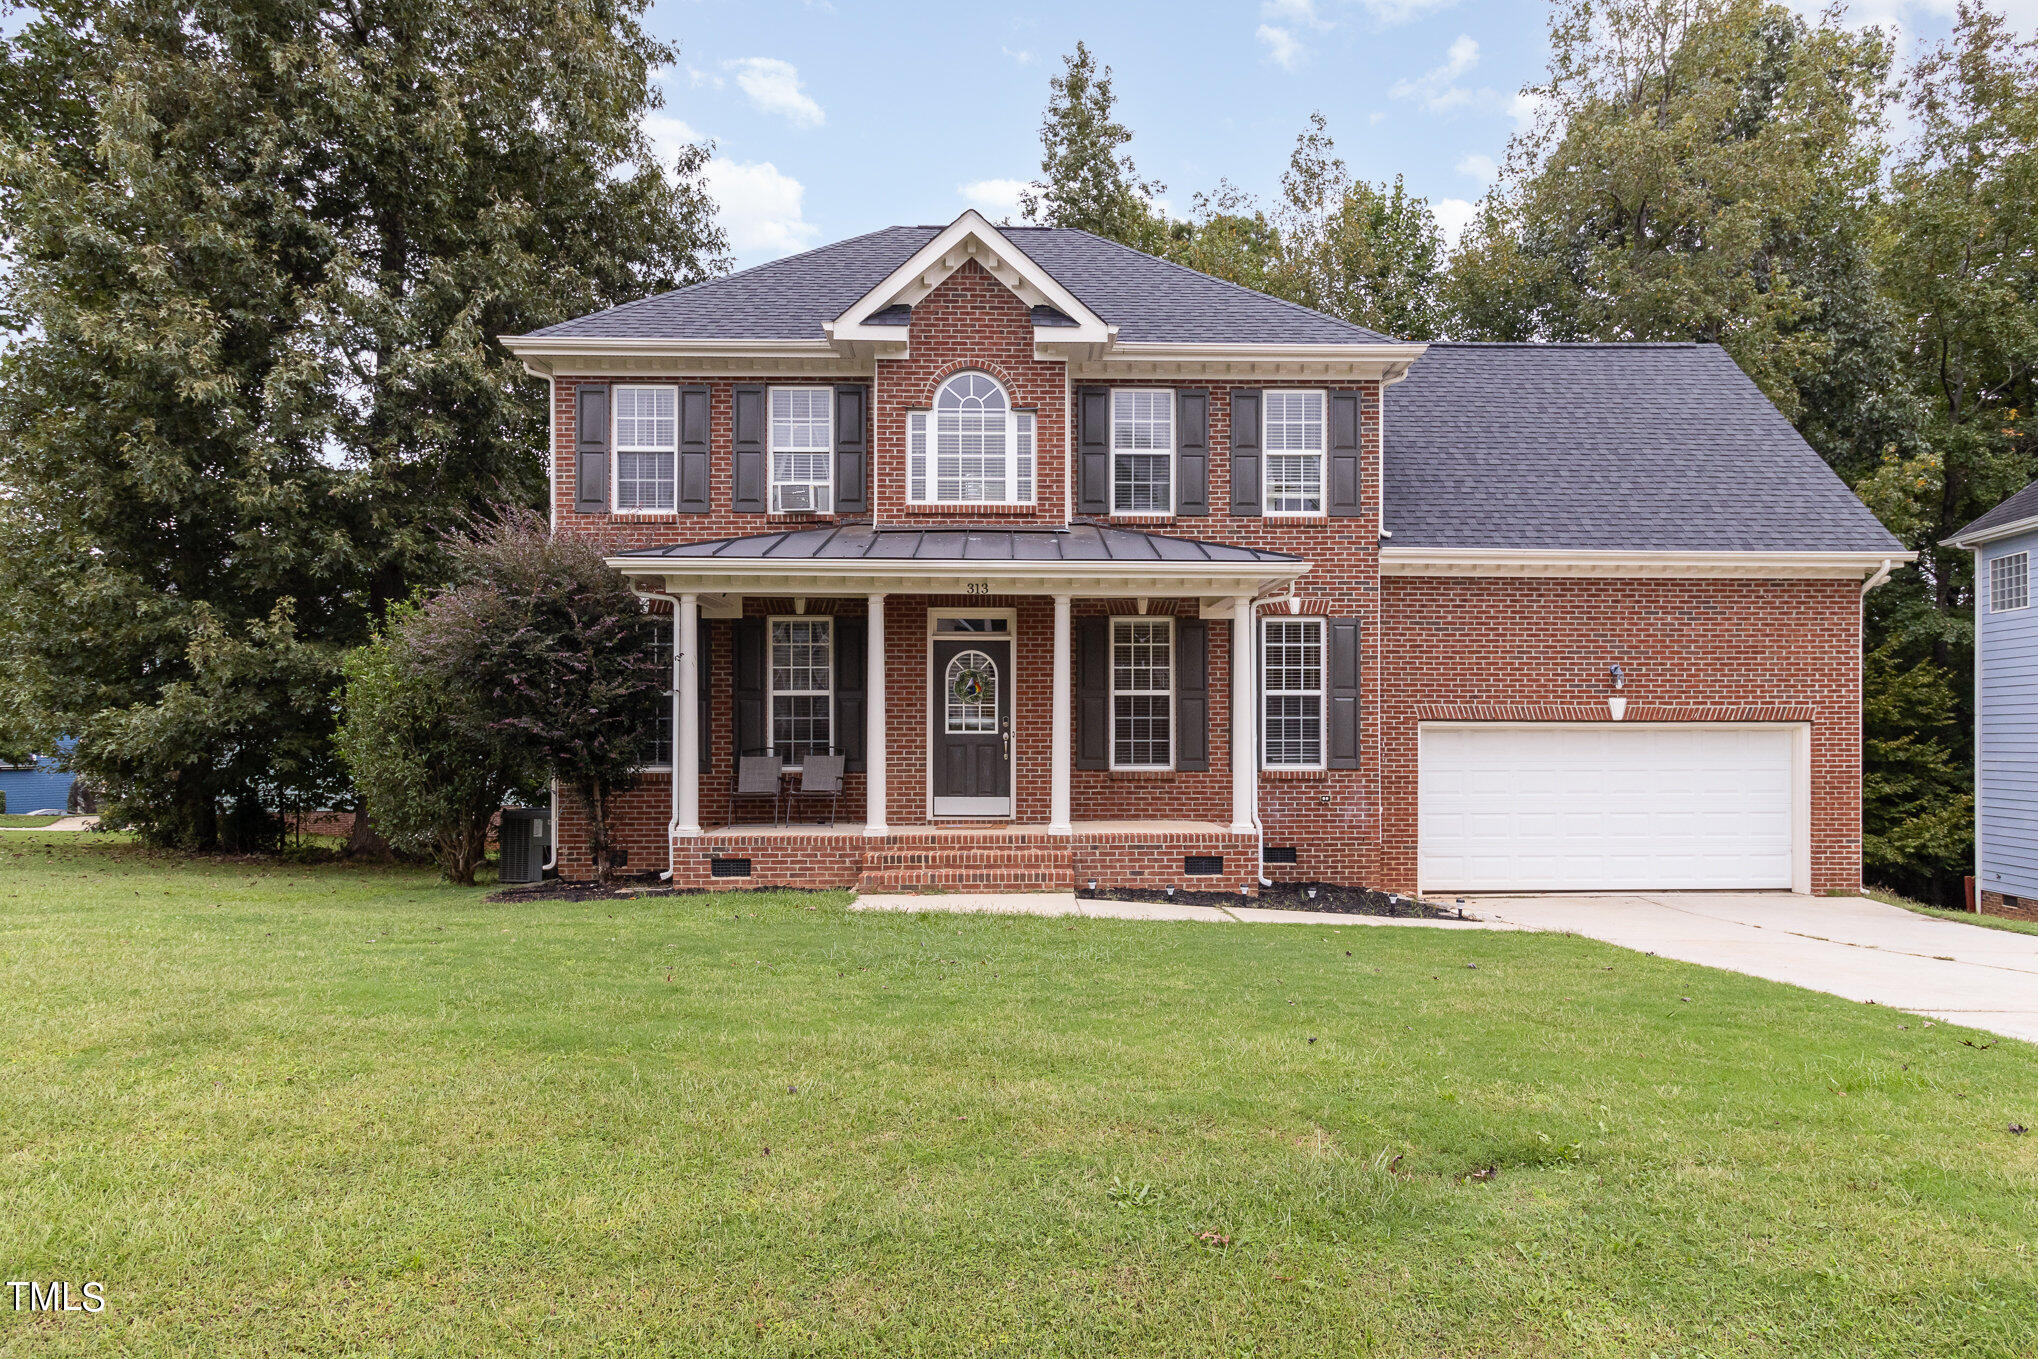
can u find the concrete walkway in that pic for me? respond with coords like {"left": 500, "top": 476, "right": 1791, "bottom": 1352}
{"left": 1473, "top": 892, "right": 2038, "bottom": 1044}
{"left": 850, "top": 892, "right": 1513, "bottom": 927}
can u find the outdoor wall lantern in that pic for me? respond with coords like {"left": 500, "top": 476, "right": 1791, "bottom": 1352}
{"left": 1608, "top": 663, "right": 1627, "bottom": 722}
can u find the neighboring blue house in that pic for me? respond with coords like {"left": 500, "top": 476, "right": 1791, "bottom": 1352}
{"left": 0, "top": 738, "right": 77, "bottom": 815}
{"left": 1950, "top": 482, "right": 2038, "bottom": 917}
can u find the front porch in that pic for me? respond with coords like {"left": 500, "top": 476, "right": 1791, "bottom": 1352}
{"left": 669, "top": 820, "right": 1262, "bottom": 894}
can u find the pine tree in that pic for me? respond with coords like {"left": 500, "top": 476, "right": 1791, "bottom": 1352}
{"left": 1021, "top": 42, "right": 1166, "bottom": 250}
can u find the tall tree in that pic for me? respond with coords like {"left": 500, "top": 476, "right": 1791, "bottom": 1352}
{"left": 1444, "top": 0, "right": 1894, "bottom": 420}
{"left": 1272, "top": 114, "right": 1445, "bottom": 339}
{"left": 1021, "top": 42, "right": 1167, "bottom": 250}
{"left": 0, "top": 0, "right": 727, "bottom": 849}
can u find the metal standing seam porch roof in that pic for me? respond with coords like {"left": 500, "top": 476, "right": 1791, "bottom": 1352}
{"left": 607, "top": 524, "right": 1309, "bottom": 596}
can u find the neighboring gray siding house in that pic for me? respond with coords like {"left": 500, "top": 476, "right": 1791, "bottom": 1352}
{"left": 1950, "top": 482, "right": 2038, "bottom": 917}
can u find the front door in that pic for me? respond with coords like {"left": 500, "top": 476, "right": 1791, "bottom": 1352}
{"left": 931, "top": 638, "right": 1012, "bottom": 817}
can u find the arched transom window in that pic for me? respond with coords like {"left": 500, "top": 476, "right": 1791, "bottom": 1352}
{"left": 909, "top": 372, "right": 1036, "bottom": 505}
{"left": 944, "top": 649, "right": 1000, "bottom": 733}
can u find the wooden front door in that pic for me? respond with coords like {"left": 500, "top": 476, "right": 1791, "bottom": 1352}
{"left": 931, "top": 638, "right": 1012, "bottom": 817}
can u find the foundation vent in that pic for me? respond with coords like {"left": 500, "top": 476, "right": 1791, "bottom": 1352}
{"left": 1184, "top": 855, "right": 1224, "bottom": 877}
{"left": 710, "top": 858, "right": 753, "bottom": 879}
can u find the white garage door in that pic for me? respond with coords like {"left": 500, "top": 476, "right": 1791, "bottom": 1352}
{"left": 1419, "top": 724, "right": 1799, "bottom": 892}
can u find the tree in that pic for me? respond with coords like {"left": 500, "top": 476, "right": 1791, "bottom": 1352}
{"left": 1271, "top": 115, "right": 1445, "bottom": 339}
{"left": 1021, "top": 42, "right": 1167, "bottom": 250}
{"left": 0, "top": 0, "right": 727, "bottom": 850}
{"left": 336, "top": 604, "right": 534, "bottom": 884}
{"left": 1444, "top": 0, "right": 1894, "bottom": 419}
{"left": 409, "top": 511, "right": 662, "bottom": 883}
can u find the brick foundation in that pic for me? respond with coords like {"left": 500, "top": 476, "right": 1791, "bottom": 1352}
{"left": 1980, "top": 890, "right": 2038, "bottom": 922}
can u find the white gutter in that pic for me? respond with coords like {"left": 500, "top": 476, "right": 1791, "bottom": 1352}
{"left": 1945, "top": 513, "right": 2038, "bottom": 550}
{"left": 603, "top": 556, "right": 1303, "bottom": 582}
{"left": 1381, "top": 547, "right": 1917, "bottom": 578}
{"left": 1861, "top": 557, "right": 1896, "bottom": 595}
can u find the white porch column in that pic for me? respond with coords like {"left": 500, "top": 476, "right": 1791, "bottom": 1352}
{"left": 1230, "top": 595, "right": 1257, "bottom": 835}
{"left": 864, "top": 594, "right": 888, "bottom": 835}
{"left": 1050, "top": 594, "right": 1073, "bottom": 835}
{"left": 675, "top": 593, "right": 701, "bottom": 837}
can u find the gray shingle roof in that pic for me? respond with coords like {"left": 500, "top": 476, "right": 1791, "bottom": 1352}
{"left": 528, "top": 226, "right": 1391, "bottom": 345}
{"left": 1383, "top": 343, "right": 1903, "bottom": 553}
{"left": 619, "top": 524, "right": 1301, "bottom": 565}
{"left": 1950, "top": 478, "right": 2038, "bottom": 544}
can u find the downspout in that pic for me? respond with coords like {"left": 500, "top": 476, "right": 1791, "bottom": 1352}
{"left": 644, "top": 588, "right": 683, "bottom": 881}
{"left": 1861, "top": 558, "right": 1895, "bottom": 596}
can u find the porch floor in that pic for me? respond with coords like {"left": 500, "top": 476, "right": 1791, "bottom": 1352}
{"left": 700, "top": 820, "right": 1236, "bottom": 837}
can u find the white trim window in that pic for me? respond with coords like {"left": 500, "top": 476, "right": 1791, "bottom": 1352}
{"left": 1993, "top": 551, "right": 2030, "bottom": 613}
{"left": 1262, "top": 618, "right": 1325, "bottom": 768}
{"left": 1110, "top": 617, "right": 1173, "bottom": 770}
{"left": 770, "top": 386, "right": 833, "bottom": 513}
{"left": 769, "top": 617, "right": 833, "bottom": 768}
{"left": 613, "top": 385, "right": 677, "bottom": 511}
{"left": 909, "top": 371, "right": 1035, "bottom": 505}
{"left": 639, "top": 617, "right": 674, "bottom": 769}
{"left": 1111, "top": 388, "right": 1173, "bottom": 515}
{"left": 1263, "top": 390, "right": 1326, "bottom": 515}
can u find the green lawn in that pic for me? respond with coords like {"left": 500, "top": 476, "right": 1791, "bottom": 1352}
{"left": 0, "top": 814, "right": 64, "bottom": 828}
{"left": 1868, "top": 885, "right": 2038, "bottom": 938}
{"left": 3, "top": 839, "right": 2035, "bottom": 1357}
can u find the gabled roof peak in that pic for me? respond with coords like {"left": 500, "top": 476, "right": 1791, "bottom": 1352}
{"left": 828, "top": 211, "right": 1112, "bottom": 345}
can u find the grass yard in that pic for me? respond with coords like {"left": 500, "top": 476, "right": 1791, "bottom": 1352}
{"left": 3, "top": 838, "right": 2036, "bottom": 1357}
{"left": 0, "top": 814, "right": 64, "bottom": 828}
{"left": 1868, "top": 886, "right": 2038, "bottom": 938}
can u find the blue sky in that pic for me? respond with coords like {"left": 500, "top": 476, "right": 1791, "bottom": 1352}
{"left": 650, "top": 0, "right": 2024, "bottom": 269}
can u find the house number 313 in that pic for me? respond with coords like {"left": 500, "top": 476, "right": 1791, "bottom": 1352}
{"left": 964, "top": 582, "right": 991, "bottom": 595}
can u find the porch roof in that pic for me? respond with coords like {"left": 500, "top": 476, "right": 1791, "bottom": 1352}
{"left": 608, "top": 524, "right": 1307, "bottom": 598}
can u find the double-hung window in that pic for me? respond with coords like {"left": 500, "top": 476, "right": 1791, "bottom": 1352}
{"left": 1261, "top": 618, "right": 1325, "bottom": 768}
{"left": 613, "top": 385, "right": 677, "bottom": 511}
{"left": 1110, "top": 618, "right": 1173, "bottom": 769}
{"left": 908, "top": 371, "right": 1035, "bottom": 505}
{"left": 770, "top": 387, "right": 833, "bottom": 513}
{"left": 769, "top": 617, "right": 833, "bottom": 768}
{"left": 1993, "top": 551, "right": 2030, "bottom": 612}
{"left": 1263, "top": 390, "right": 1326, "bottom": 515}
{"left": 1111, "top": 389, "right": 1173, "bottom": 514}
{"left": 640, "top": 618, "right": 674, "bottom": 769}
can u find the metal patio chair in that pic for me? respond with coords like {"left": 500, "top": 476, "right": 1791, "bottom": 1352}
{"left": 787, "top": 751, "right": 845, "bottom": 827}
{"left": 727, "top": 750, "right": 784, "bottom": 827}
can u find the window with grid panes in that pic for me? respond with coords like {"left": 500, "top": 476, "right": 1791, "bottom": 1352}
{"left": 1111, "top": 389, "right": 1173, "bottom": 513}
{"left": 1261, "top": 618, "right": 1324, "bottom": 767}
{"left": 1262, "top": 391, "right": 1325, "bottom": 514}
{"left": 1111, "top": 618, "right": 1173, "bottom": 769}
{"left": 909, "top": 372, "right": 1034, "bottom": 504}
{"left": 769, "top": 387, "right": 832, "bottom": 512}
{"left": 612, "top": 386, "right": 676, "bottom": 510}
{"left": 640, "top": 618, "right": 673, "bottom": 768}
{"left": 1993, "top": 551, "right": 2029, "bottom": 612}
{"left": 769, "top": 618, "right": 832, "bottom": 767}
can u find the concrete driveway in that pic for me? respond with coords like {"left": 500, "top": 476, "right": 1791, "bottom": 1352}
{"left": 1474, "top": 892, "right": 2038, "bottom": 1044}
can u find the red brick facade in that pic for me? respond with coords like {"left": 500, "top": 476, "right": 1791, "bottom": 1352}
{"left": 541, "top": 258, "right": 1868, "bottom": 896}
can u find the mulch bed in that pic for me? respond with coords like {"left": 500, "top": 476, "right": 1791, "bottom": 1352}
{"left": 1078, "top": 881, "right": 1479, "bottom": 920}
{"left": 486, "top": 874, "right": 783, "bottom": 904}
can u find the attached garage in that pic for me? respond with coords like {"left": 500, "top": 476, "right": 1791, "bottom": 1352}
{"left": 1418, "top": 723, "right": 1807, "bottom": 893}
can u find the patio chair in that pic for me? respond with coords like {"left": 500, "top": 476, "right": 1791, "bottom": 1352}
{"left": 787, "top": 751, "right": 845, "bottom": 827}
{"left": 727, "top": 750, "right": 784, "bottom": 827}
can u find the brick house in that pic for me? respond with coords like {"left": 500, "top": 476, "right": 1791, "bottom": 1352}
{"left": 501, "top": 211, "right": 1909, "bottom": 896}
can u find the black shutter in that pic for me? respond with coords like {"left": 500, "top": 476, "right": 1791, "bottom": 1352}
{"left": 732, "top": 385, "right": 766, "bottom": 513}
{"left": 678, "top": 385, "right": 710, "bottom": 514}
{"left": 1075, "top": 616, "right": 1109, "bottom": 770}
{"left": 1176, "top": 389, "right": 1210, "bottom": 517}
{"left": 696, "top": 622, "right": 712, "bottom": 772}
{"left": 1175, "top": 619, "right": 1210, "bottom": 771}
{"left": 1328, "top": 389, "right": 1362, "bottom": 517}
{"left": 1230, "top": 388, "right": 1261, "bottom": 516}
{"left": 1076, "top": 385, "right": 1110, "bottom": 516}
{"left": 835, "top": 617, "right": 866, "bottom": 772}
{"left": 733, "top": 618, "right": 767, "bottom": 757}
{"left": 833, "top": 385, "right": 868, "bottom": 515}
{"left": 1326, "top": 617, "right": 1361, "bottom": 770}
{"left": 574, "top": 383, "right": 609, "bottom": 514}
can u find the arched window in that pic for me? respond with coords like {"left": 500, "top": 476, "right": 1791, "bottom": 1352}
{"left": 908, "top": 371, "right": 1036, "bottom": 505}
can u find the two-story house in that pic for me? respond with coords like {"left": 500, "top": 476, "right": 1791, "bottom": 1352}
{"left": 501, "top": 211, "right": 1908, "bottom": 896}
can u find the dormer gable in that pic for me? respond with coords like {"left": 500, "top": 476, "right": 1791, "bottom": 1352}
{"left": 826, "top": 211, "right": 1112, "bottom": 347}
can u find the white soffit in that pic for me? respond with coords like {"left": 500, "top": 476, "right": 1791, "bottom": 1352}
{"left": 826, "top": 210, "right": 1112, "bottom": 346}
{"left": 1378, "top": 547, "right": 1915, "bottom": 579}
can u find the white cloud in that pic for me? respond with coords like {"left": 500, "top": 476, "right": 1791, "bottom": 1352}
{"left": 1509, "top": 89, "right": 1545, "bottom": 131}
{"left": 643, "top": 114, "right": 818, "bottom": 261}
{"left": 1002, "top": 45, "right": 1035, "bottom": 65}
{"left": 1431, "top": 196, "right": 1478, "bottom": 244}
{"left": 1257, "top": 24, "right": 1304, "bottom": 68}
{"left": 725, "top": 57, "right": 824, "bottom": 129}
{"left": 681, "top": 64, "right": 724, "bottom": 91}
{"left": 1390, "top": 34, "right": 1493, "bottom": 114}
{"left": 959, "top": 178, "right": 1029, "bottom": 220}
{"left": 1357, "top": 0, "right": 1462, "bottom": 22}
{"left": 1456, "top": 152, "right": 1497, "bottom": 183}
{"left": 707, "top": 158, "right": 820, "bottom": 257}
